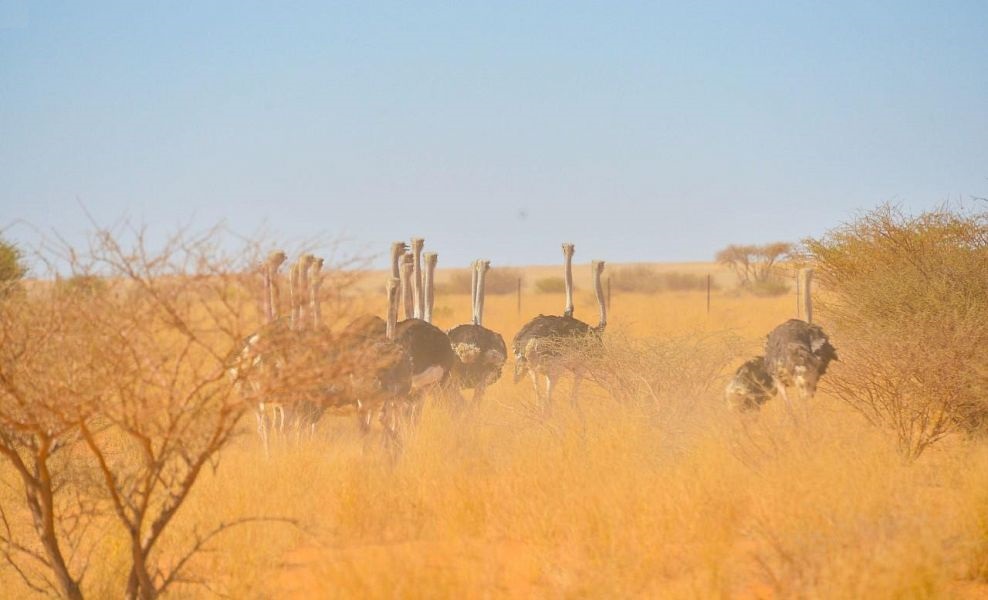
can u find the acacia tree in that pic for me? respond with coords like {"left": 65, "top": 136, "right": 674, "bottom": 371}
{"left": 0, "top": 224, "right": 286, "bottom": 598}
{"left": 715, "top": 242, "right": 792, "bottom": 286}
{"left": 0, "top": 284, "right": 102, "bottom": 599}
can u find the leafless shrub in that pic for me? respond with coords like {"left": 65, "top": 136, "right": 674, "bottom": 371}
{"left": 805, "top": 204, "right": 988, "bottom": 459}
{"left": 716, "top": 242, "right": 792, "bottom": 286}
{"left": 0, "top": 222, "right": 317, "bottom": 598}
{"left": 566, "top": 331, "right": 741, "bottom": 430}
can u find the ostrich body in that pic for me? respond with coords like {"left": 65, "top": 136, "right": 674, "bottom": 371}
{"left": 447, "top": 260, "right": 507, "bottom": 401}
{"left": 513, "top": 245, "right": 606, "bottom": 412}
{"left": 764, "top": 318, "right": 837, "bottom": 409}
{"left": 724, "top": 356, "right": 776, "bottom": 412}
{"left": 726, "top": 270, "right": 837, "bottom": 413}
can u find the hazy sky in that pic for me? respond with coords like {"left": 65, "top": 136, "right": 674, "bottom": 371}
{"left": 2, "top": 2, "right": 986, "bottom": 268}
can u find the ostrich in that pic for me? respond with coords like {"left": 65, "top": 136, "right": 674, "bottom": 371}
{"left": 725, "top": 268, "right": 837, "bottom": 413}
{"left": 393, "top": 246, "right": 458, "bottom": 395}
{"left": 232, "top": 251, "right": 300, "bottom": 453}
{"left": 513, "top": 244, "right": 607, "bottom": 413}
{"left": 337, "top": 276, "right": 414, "bottom": 454}
{"left": 447, "top": 260, "right": 507, "bottom": 402}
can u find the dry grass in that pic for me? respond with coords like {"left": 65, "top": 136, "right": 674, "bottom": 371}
{"left": 3, "top": 269, "right": 988, "bottom": 598}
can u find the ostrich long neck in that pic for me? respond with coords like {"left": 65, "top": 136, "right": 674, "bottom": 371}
{"left": 400, "top": 256, "right": 414, "bottom": 320}
{"left": 309, "top": 257, "right": 323, "bottom": 329}
{"left": 470, "top": 260, "right": 479, "bottom": 325}
{"left": 390, "top": 242, "right": 405, "bottom": 279}
{"left": 411, "top": 238, "right": 424, "bottom": 319}
{"left": 262, "top": 264, "right": 275, "bottom": 324}
{"left": 476, "top": 260, "right": 489, "bottom": 327}
{"left": 801, "top": 268, "right": 814, "bottom": 324}
{"left": 289, "top": 261, "right": 301, "bottom": 330}
{"left": 423, "top": 252, "right": 437, "bottom": 324}
{"left": 592, "top": 260, "right": 607, "bottom": 332}
{"left": 563, "top": 243, "right": 575, "bottom": 318}
{"left": 386, "top": 278, "right": 399, "bottom": 340}
{"left": 298, "top": 256, "right": 311, "bottom": 329}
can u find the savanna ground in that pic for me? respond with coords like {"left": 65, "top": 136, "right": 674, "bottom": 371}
{"left": 3, "top": 255, "right": 988, "bottom": 599}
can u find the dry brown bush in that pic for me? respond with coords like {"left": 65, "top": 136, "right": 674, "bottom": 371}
{"left": 534, "top": 276, "right": 566, "bottom": 294}
{"left": 611, "top": 265, "right": 713, "bottom": 293}
{"left": 0, "top": 224, "right": 306, "bottom": 599}
{"left": 436, "top": 267, "right": 523, "bottom": 295}
{"left": 806, "top": 204, "right": 988, "bottom": 459}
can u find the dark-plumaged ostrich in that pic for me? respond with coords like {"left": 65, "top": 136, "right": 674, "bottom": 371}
{"left": 725, "top": 269, "right": 837, "bottom": 413}
{"left": 447, "top": 259, "right": 507, "bottom": 402}
{"left": 513, "top": 244, "right": 607, "bottom": 413}
{"left": 393, "top": 243, "right": 459, "bottom": 396}
{"left": 342, "top": 240, "right": 458, "bottom": 399}
{"left": 337, "top": 276, "right": 414, "bottom": 453}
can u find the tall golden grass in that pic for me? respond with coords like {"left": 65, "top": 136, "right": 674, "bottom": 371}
{"left": 3, "top": 254, "right": 988, "bottom": 597}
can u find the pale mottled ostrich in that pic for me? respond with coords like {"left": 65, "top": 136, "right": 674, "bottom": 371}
{"left": 726, "top": 269, "right": 837, "bottom": 413}
{"left": 513, "top": 244, "right": 607, "bottom": 413}
{"left": 447, "top": 260, "right": 507, "bottom": 402}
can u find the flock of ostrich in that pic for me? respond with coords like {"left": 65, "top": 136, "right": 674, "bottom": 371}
{"left": 233, "top": 238, "right": 837, "bottom": 455}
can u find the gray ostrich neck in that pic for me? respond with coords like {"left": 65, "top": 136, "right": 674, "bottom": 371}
{"left": 423, "top": 253, "right": 437, "bottom": 324}
{"left": 801, "top": 268, "right": 814, "bottom": 324}
{"left": 592, "top": 260, "right": 607, "bottom": 331}
{"left": 262, "top": 265, "right": 275, "bottom": 324}
{"left": 470, "top": 260, "right": 479, "bottom": 325}
{"left": 390, "top": 242, "right": 405, "bottom": 279}
{"left": 563, "top": 244, "right": 575, "bottom": 318}
{"left": 309, "top": 258, "right": 323, "bottom": 329}
{"left": 476, "top": 261, "right": 489, "bottom": 327}
{"left": 400, "top": 258, "right": 414, "bottom": 320}
{"left": 289, "top": 261, "right": 301, "bottom": 330}
{"left": 386, "top": 279, "right": 399, "bottom": 340}
{"left": 411, "top": 238, "right": 424, "bottom": 319}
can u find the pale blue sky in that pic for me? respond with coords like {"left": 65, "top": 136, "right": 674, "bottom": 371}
{"left": 2, "top": 1, "right": 986, "bottom": 268}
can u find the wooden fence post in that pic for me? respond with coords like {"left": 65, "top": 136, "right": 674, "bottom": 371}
{"left": 517, "top": 277, "right": 522, "bottom": 315}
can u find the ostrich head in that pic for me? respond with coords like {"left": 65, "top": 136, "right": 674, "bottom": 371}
{"left": 411, "top": 237, "right": 425, "bottom": 319}
{"left": 591, "top": 260, "right": 606, "bottom": 332}
{"left": 562, "top": 243, "right": 575, "bottom": 318}
{"left": 725, "top": 356, "right": 777, "bottom": 411}
{"left": 390, "top": 241, "right": 409, "bottom": 279}
{"left": 423, "top": 252, "right": 438, "bottom": 324}
{"left": 262, "top": 251, "right": 287, "bottom": 323}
